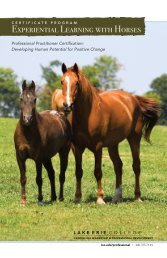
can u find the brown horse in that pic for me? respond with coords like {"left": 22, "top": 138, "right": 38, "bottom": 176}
{"left": 60, "top": 63, "right": 160, "bottom": 204}
{"left": 52, "top": 89, "right": 64, "bottom": 112}
{"left": 14, "top": 81, "right": 71, "bottom": 206}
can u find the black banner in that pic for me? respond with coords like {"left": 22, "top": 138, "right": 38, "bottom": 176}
{"left": 0, "top": 17, "right": 145, "bottom": 36}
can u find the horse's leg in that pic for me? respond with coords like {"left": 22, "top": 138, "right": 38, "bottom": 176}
{"left": 43, "top": 159, "right": 57, "bottom": 202}
{"left": 35, "top": 162, "right": 43, "bottom": 203}
{"left": 17, "top": 155, "right": 26, "bottom": 206}
{"left": 74, "top": 146, "right": 84, "bottom": 203}
{"left": 94, "top": 149, "right": 105, "bottom": 204}
{"left": 58, "top": 144, "right": 70, "bottom": 201}
{"left": 108, "top": 145, "right": 123, "bottom": 203}
{"left": 127, "top": 133, "right": 142, "bottom": 202}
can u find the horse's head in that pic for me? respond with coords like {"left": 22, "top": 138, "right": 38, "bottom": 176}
{"left": 61, "top": 63, "right": 79, "bottom": 114}
{"left": 20, "top": 80, "right": 37, "bottom": 126}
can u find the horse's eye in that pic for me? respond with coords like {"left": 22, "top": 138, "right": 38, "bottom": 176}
{"left": 34, "top": 98, "right": 37, "bottom": 103}
{"left": 20, "top": 97, "right": 23, "bottom": 101}
{"left": 61, "top": 80, "right": 63, "bottom": 85}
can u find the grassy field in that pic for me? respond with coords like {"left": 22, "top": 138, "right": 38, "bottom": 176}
{"left": 0, "top": 117, "right": 167, "bottom": 241}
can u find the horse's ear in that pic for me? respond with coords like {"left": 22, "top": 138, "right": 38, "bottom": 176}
{"left": 62, "top": 63, "right": 67, "bottom": 73}
{"left": 22, "top": 80, "right": 26, "bottom": 91}
{"left": 30, "top": 80, "right": 35, "bottom": 91}
{"left": 74, "top": 63, "right": 79, "bottom": 74}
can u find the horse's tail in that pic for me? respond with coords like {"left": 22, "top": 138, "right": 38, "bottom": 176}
{"left": 135, "top": 95, "right": 161, "bottom": 143}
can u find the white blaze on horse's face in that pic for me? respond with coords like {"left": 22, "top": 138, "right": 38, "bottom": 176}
{"left": 65, "top": 75, "right": 71, "bottom": 106}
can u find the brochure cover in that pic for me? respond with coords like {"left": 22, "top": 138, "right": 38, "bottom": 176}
{"left": 0, "top": 17, "right": 166, "bottom": 244}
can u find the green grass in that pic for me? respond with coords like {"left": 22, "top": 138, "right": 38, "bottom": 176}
{"left": 0, "top": 117, "right": 167, "bottom": 241}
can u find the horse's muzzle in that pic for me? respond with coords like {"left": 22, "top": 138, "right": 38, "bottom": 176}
{"left": 23, "top": 115, "right": 33, "bottom": 126}
{"left": 63, "top": 103, "right": 74, "bottom": 114}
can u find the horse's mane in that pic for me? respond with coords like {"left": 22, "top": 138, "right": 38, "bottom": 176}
{"left": 68, "top": 66, "right": 100, "bottom": 102}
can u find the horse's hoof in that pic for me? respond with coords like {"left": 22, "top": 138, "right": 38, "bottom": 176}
{"left": 51, "top": 196, "right": 57, "bottom": 202}
{"left": 20, "top": 199, "right": 26, "bottom": 207}
{"left": 74, "top": 197, "right": 82, "bottom": 204}
{"left": 112, "top": 197, "right": 122, "bottom": 204}
{"left": 135, "top": 197, "right": 143, "bottom": 203}
{"left": 38, "top": 201, "right": 44, "bottom": 206}
{"left": 59, "top": 197, "right": 64, "bottom": 202}
{"left": 97, "top": 197, "right": 106, "bottom": 205}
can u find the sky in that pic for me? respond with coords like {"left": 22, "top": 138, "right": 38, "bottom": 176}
{"left": 0, "top": 22, "right": 167, "bottom": 94}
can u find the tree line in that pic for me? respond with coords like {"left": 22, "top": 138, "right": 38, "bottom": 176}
{"left": 0, "top": 55, "right": 167, "bottom": 124}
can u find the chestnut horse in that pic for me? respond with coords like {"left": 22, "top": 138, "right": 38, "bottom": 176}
{"left": 52, "top": 89, "right": 64, "bottom": 112}
{"left": 60, "top": 63, "right": 160, "bottom": 204}
{"left": 14, "top": 81, "right": 71, "bottom": 205}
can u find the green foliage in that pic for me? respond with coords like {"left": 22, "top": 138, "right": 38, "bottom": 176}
{"left": 144, "top": 91, "right": 161, "bottom": 103}
{"left": 159, "top": 103, "right": 167, "bottom": 125}
{"left": 94, "top": 55, "right": 121, "bottom": 89}
{"left": 146, "top": 74, "right": 167, "bottom": 125}
{"left": 0, "top": 117, "right": 167, "bottom": 240}
{"left": 38, "top": 61, "right": 62, "bottom": 111}
{"left": 150, "top": 74, "right": 167, "bottom": 103}
{"left": 41, "top": 60, "right": 61, "bottom": 88}
{"left": 83, "top": 55, "right": 121, "bottom": 90}
{"left": 0, "top": 68, "right": 20, "bottom": 117}
{"left": 82, "top": 65, "right": 100, "bottom": 88}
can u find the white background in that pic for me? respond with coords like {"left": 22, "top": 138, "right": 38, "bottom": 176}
{"left": 0, "top": 0, "right": 167, "bottom": 20}
{"left": 0, "top": 0, "right": 167, "bottom": 257}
